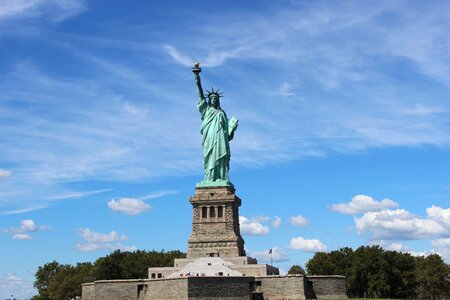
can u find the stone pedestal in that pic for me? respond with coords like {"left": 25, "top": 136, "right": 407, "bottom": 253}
{"left": 187, "top": 186, "right": 246, "bottom": 258}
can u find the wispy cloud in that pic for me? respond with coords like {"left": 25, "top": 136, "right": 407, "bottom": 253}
{"left": 279, "top": 82, "right": 295, "bottom": 97}
{"left": 2, "top": 1, "right": 450, "bottom": 215}
{"left": 47, "top": 189, "right": 112, "bottom": 200}
{"left": 0, "top": 0, "right": 86, "bottom": 22}
{"left": 272, "top": 216, "right": 282, "bottom": 228}
{"left": 164, "top": 44, "right": 193, "bottom": 67}
{"left": 141, "top": 190, "right": 178, "bottom": 200}
{"left": 0, "top": 168, "right": 12, "bottom": 177}
{"left": 0, "top": 61, "right": 195, "bottom": 213}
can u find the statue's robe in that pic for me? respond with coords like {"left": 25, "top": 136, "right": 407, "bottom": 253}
{"left": 198, "top": 98, "right": 233, "bottom": 184}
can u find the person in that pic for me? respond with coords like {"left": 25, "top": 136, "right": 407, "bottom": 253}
{"left": 193, "top": 62, "right": 238, "bottom": 187}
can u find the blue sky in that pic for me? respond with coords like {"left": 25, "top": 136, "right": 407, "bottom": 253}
{"left": 1, "top": 0, "right": 450, "bottom": 298}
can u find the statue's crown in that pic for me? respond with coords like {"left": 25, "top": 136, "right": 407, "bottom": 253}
{"left": 206, "top": 88, "right": 224, "bottom": 99}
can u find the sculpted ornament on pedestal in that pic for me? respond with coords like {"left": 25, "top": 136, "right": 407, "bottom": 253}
{"left": 193, "top": 62, "right": 238, "bottom": 187}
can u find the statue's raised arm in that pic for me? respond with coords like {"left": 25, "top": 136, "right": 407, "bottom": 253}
{"left": 192, "top": 62, "right": 205, "bottom": 100}
{"left": 192, "top": 62, "right": 238, "bottom": 188}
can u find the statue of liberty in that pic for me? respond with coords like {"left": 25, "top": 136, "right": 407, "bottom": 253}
{"left": 193, "top": 62, "right": 238, "bottom": 187}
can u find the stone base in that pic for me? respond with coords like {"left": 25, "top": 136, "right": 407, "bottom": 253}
{"left": 82, "top": 274, "right": 348, "bottom": 300}
{"left": 187, "top": 186, "right": 245, "bottom": 258}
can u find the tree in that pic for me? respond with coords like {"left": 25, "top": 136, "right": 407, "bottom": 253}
{"left": 415, "top": 254, "right": 450, "bottom": 299}
{"left": 91, "top": 249, "right": 127, "bottom": 280}
{"left": 288, "top": 265, "right": 305, "bottom": 275}
{"left": 306, "top": 252, "right": 334, "bottom": 275}
{"left": 347, "top": 245, "right": 394, "bottom": 298}
{"left": 32, "top": 261, "right": 65, "bottom": 300}
{"left": 47, "top": 263, "right": 93, "bottom": 300}
{"left": 328, "top": 247, "right": 354, "bottom": 276}
{"left": 384, "top": 250, "right": 416, "bottom": 298}
{"left": 306, "top": 247, "right": 354, "bottom": 276}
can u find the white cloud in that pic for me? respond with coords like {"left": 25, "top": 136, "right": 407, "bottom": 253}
{"left": 251, "top": 247, "right": 290, "bottom": 263}
{"left": 76, "top": 242, "right": 136, "bottom": 252}
{"left": 408, "top": 250, "right": 435, "bottom": 257}
{"left": 330, "top": 194, "right": 399, "bottom": 214}
{"left": 290, "top": 237, "right": 326, "bottom": 252}
{"left": 371, "top": 240, "right": 410, "bottom": 252}
{"left": 273, "top": 216, "right": 282, "bottom": 228}
{"left": 370, "top": 240, "right": 437, "bottom": 258}
{"left": 239, "top": 216, "right": 269, "bottom": 235}
{"left": 3, "top": 219, "right": 49, "bottom": 240}
{"left": 355, "top": 209, "right": 447, "bottom": 240}
{"left": 13, "top": 233, "right": 32, "bottom": 240}
{"left": 432, "top": 237, "right": 450, "bottom": 248}
{"left": 427, "top": 205, "right": 450, "bottom": 227}
{"left": 108, "top": 198, "right": 150, "bottom": 215}
{"left": 75, "top": 228, "right": 136, "bottom": 252}
{"left": 253, "top": 215, "right": 271, "bottom": 223}
{"left": 77, "top": 228, "right": 127, "bottom": 243}
{"left": 17, "top": 219, "right": 36, "bottom": 232}
{"left": 288, "top": 215, "right": 309, "bottom": 227}
{"left": 386, "top": 242, "right": 409, "bottom": 252}
{"left": 0, "top": 0, "right": 86, "bottom": 22}
{"left": 0, "top": 168, "right": 12, "bottom": 177}
{"left": 432, "top": 238, "right": 450, "bottom": 262}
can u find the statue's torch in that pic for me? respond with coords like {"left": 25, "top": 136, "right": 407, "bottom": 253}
{"left": 193, "top": 61, "right": 201, "bottom": 75}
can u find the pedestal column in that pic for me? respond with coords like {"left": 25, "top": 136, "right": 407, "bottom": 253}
{"left": 187, "top": 186, "right": 246, "bottom": 258}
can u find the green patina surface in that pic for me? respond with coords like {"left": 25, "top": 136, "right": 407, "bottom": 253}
{"left": 193, "top": 62, "right": 238, "bottom": 187}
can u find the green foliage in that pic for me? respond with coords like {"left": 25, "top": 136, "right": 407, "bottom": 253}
{"left": 306, "top": 247, "right": 353, "bottom": 276}
{"left": 306, "top": 245, "right": 450, "bottom": 299}
{"left": 33, "top": 260, "right": 65, "bottom": 300}
{"left": 32, "top": 249, "right": 186, "bottom": 299}
{"left": 47, "top": 263, "right": 93, "bottom": 300}
{"left": 91, "top": 249, "right": 186, "bottom": 280}
{"left": 415, "top": 254, "right": 450, "bottom": 298}
{"left": 288, "top": 264, "right": 305, "bottom": 275}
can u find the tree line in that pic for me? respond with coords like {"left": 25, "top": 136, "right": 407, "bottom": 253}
{"left": 31, "top": 250, "right": 185, "bottom": 300}
{"left": 305, "top": 245, "right": 450, "bottom": 299}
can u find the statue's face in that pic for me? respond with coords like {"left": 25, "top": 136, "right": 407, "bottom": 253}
{"left": 209, "top": 94, "right": 219, "bottom": 108}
